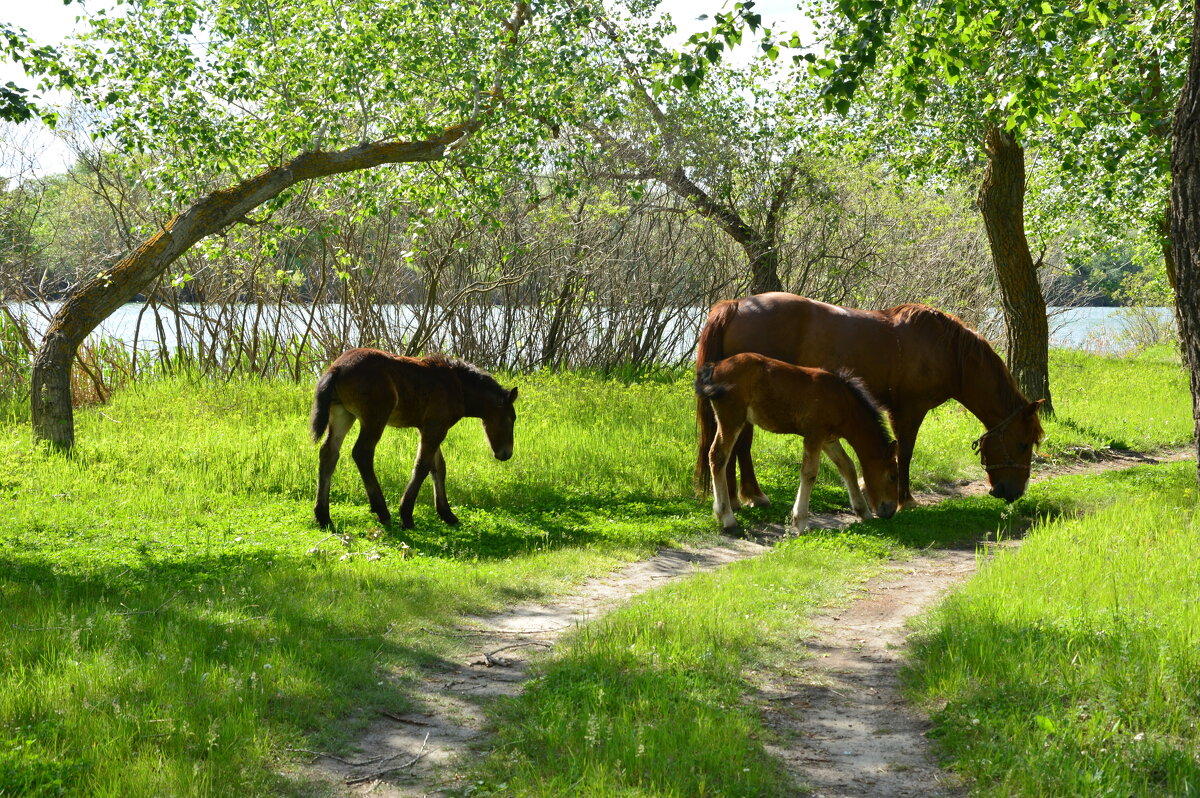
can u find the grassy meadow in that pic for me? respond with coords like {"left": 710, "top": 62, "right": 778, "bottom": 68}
{"left": 906, "top": 462, "right": 1200, "bottom": 796}
{"left": 0, "top": 345, "right": 1192, "bottom": 795}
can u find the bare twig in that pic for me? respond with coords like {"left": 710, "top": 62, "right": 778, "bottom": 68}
{"left": 477, "top": 641, "right": 552, "bottom": 666}
{"left": 377, "top": 710, "right": 436, "bottom": 726}
{"left": 286, "top": 747, "right": 386, "bottom": 767}
{"left": 344, "top": 733, "right": 431, "bottom": 785}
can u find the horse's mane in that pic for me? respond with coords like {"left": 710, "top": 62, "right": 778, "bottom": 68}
{"left": 424, "top": 354, "right": 507, "bottom": 401}
{"left": 887, "top": 304, "right": 1023, "bottom": 397}
{"left": 836, "top": 368, "right": 895, "bottom": 446}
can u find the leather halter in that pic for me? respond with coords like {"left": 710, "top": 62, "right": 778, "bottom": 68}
{"left": 971, "top": 405, "right": 1031, "bottom": 473}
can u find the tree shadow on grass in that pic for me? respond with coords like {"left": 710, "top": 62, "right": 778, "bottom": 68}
{"left": 0, "top": 550, "right": 517, "bottom": 795}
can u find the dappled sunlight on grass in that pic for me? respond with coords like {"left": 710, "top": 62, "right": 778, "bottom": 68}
{"left": 906, "top": 461, "right": 1200, "bottom": 795}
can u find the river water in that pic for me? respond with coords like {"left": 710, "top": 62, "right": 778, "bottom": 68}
{"left": 4, "top": 302, "right": 1177, "bottom": 358}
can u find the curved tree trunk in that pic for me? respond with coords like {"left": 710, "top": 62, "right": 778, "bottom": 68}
{"left": 1170, "top": 0, "right": 1200, "bottom": 483}
{"left": 976, "top": 123, "right": 1054, "bottom": 415}
{"left": 31, "top": 1, "right": 532, "bottom": 451}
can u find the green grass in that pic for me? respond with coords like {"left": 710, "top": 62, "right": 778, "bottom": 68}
{"left": 468, "top": 532, "right": 896, "bottom": 797}
{"left": 906, "top": 460, "right": 1200, "bottom": 796}
{"left": 0, "top": 346, "right": 1191, "bottom": 795}
{"left": 460, "top": 465, "right": 1188, "bottom": 797}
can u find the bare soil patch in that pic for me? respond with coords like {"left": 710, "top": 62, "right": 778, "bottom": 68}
{"left": 300, "top": 447, "right": 1189, "bottom": 796}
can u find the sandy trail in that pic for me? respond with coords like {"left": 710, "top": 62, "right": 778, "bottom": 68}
{"left": 755, "top": 548, "right": 981, "bottom": 797}
{"left": 300, "top": 447, "right": 1186, "bottom": 796}
{"left": 301, "top": 537, "right": 771, "bottom": 796}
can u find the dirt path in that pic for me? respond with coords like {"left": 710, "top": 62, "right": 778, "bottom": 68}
{"left": 301, "top": 537, "right": 772, "bottom": 796}
{"left": 301, "top": 447, "right": 1188, "bottom": 796}
{"left": 755, "top": 548, "right": 979, "bottom": 797}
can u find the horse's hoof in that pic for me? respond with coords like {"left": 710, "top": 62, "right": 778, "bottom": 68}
{"left": 314, "top": 506, "right": 331, "bottom": 528}
{"left": 742, "top": 494, "right": 771, "bottom": 508}
{"left": 439, "top": 511, "right": 460, "bottom": 525}
{"left": 722, "top": 524, "right": 739, "bottom": 535}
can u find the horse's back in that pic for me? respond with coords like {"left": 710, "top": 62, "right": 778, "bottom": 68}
{"left": 326, "top": 348, "right": 460, "bottom": 427}
{"left": 710, "top": 352, "right": 846, "bottom": 438}
{"left": 720, "top": 294, "right": 895, "bottom": 378}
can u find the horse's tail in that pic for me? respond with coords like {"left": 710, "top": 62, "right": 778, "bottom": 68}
{"left": 694, "top": 362, "right": 730, "bottom": 400}
{"left": 310, "top": 370, "right": 339, "bottom": 443}
{"left": 694, "top": 300, "right": 739, "bottom": 494}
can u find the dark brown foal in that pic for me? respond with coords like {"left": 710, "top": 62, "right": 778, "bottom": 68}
{"left": 310, "top": 348, "right": 517, "bottom": 529}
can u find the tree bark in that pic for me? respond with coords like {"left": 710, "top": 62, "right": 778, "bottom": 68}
{"left": 660, "top": 164, "right": 783, "bottom": 295}
{"left": 1170, "top": 0, "right": 1200, "bottom": 484}
{"left": 976, "top": 123, "right": 1054, "bottom": 415}
{"left": 30, "top": 1, "right": 532, "bottom": 451}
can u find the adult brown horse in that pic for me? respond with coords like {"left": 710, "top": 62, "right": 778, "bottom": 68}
{"left": 310, "top": 348, "right": 518, "bottom": 529}
{"left": 696, "top": 353, "right": 899, "bottom": 533}
{"left": 695, "top": 293, "right": 1044, "bottom": 508}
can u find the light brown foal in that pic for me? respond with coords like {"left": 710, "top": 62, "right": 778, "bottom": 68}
{"left": 696, "top": 353, "right": 899, "bottom": 533}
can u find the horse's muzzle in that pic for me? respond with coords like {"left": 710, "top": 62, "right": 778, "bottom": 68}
{"left": 989, "top": 484, "right": 1021, "bottom": 502}
{"left": 877, "top": 501, "right": 897, "bottom": 520}
{"left": 494, "top": 449, "right": 513, "bottom": 461}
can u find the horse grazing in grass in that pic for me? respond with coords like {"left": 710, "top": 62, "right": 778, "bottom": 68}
{"left": 695, "top": 353, "right": 899, "bottom": 533}
{"left": 310, "top": 348, "right": 518, "bottom": 529}
{"left": 695, "top": 293, "right": 1044, "bottom": 508}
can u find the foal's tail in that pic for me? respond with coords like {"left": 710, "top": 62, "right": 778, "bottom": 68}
{"left": 694, "top": 362, "right": 730, "bottom": 400}
{"left": 694, "top": 299, "right": 739, "bottom": 494}
{"left": 309, "top": 370, "right": 339, "bottom": 443}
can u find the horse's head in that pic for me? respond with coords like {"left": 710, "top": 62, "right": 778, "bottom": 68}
{"left": 860, "top": 439, "right": 900, "bottom": 520}
{"left": 481, "top": 386, "right": 519, "bottom": 461}
{"left": 975, "top": 400, "right": 1044, "bottom": 502}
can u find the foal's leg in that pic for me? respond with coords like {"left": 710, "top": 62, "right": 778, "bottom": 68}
{"left": 314, "top": 405, "right": 355, "bottom": 528}
{"left": 789, "top": 438, "right": 824, "bottom": 533}
{"left": 734, "top": 425, "right": 771, "bottom": 507}
{"left": 823, "top": 440, "right": 871, "bottom": 519}
{"left": 351, "top": 417, "right": 392, "bottom": 524}
{"left": 708, "top": 417, "right": 742, "bottom": 532}
{"left": 430, "top": 447, "right": 458, "bottom": 525}
{"left": 398, "top": 427, "right": 449, "bottom": 529}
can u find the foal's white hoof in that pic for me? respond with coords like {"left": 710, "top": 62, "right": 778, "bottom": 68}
{"left": 788, "top": 515, "right": 809, "bottom": 534}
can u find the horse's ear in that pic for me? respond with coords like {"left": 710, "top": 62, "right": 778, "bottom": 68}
{"left": 1025, "top": 399, "right": 1045, "bottom": 418}
{"left": 508, "top": 386, "right": 519, "bottom": 403}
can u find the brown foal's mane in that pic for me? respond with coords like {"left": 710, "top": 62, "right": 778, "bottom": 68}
{"left": 423, "top": 354, "right": 508, "bottom": 403}
{"left": 836, "top": 368, "right": 895, "bottom": 447}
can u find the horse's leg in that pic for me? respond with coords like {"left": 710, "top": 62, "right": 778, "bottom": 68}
{"left": 823, "top": 440, "right": 871, "bottom": 519}
{"left": 351, "top": 417, "right": 391, "bottom": 525}
{"left": 724, "top": 433, "right": 741, "bottom": 512}
{"left": 734, "top": 425, "right": 771, "bottom": 507}
{"left": 398, "top": 426, "right": 449, "bottom": 529}
{"left": 708, "top": 417, "right": 742, "bottom": 532}
{"left": 314, "top": 405, "right": 355, "bottom": 528}
{"left": 430, "top": 446, "right": 458, "bottom": 525}
{"left": 789, "top": 438, "right": 824, "bottom": 533}
{"left": 891, "top": 408, "right": 926, "bottom": 508}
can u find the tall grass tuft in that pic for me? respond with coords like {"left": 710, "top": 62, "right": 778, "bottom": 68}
{"left": 907, "top": 461, "right": 1200, "bottom": 795}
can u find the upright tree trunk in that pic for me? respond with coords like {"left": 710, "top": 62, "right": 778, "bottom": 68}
{"left": 1170, "top": 1, "right": 1200, "bottom": 483}
{"left": 744, "top": 233, "right": 784, "bottom": 295}
{"left": 1158, "top": 206, "right": 1190, "bottom": 369}
{"left": 976, "top": 123, "right": 1054, "bottom": 415}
